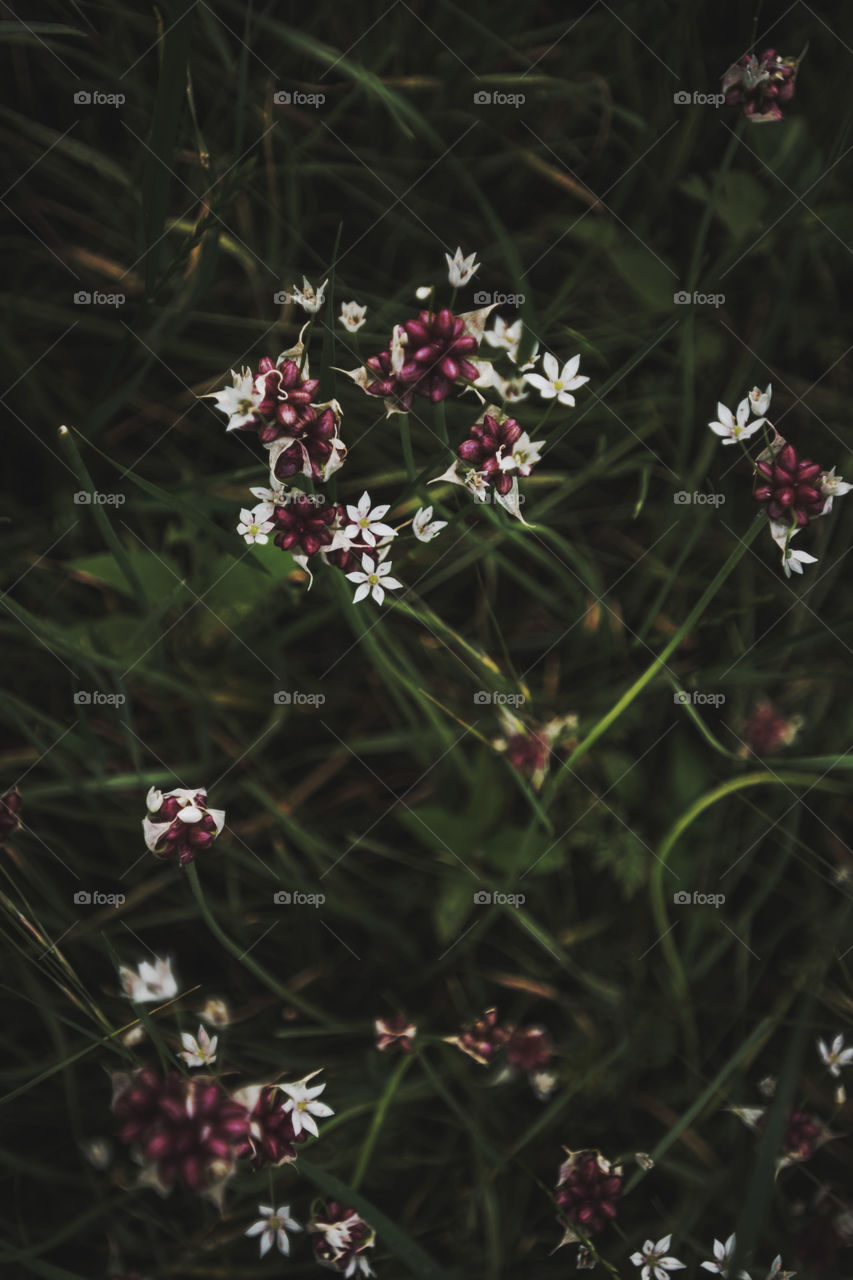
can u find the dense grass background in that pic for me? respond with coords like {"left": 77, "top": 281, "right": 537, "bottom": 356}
{"left": 2, "top": 1, "right": 853, "bottom": 1276}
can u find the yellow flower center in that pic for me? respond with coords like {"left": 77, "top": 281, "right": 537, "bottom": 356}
{"left": 553, "top": 380, "right": 563, "bottom": 390}
{"left": 368, "top": 574, "right": 379, "bottom": 585}
{"left": 359, "top": 516, "right": 370, "bottom": 528}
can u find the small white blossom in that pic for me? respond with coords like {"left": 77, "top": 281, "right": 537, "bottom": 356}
{"left": 339, "top": 300, "right": 367, "bottom": 333}
{"left": 286, "top": 275, "right": 328, "bottom": 314}
{"left": 769, "top": 521, "right": 818, "bottom": 579}
{"left": 630, "top": 1235, "right": 686, "bottom": 1280}
{"left": 119, "top": 957, "right": 178, "bottom": 1003}
{"left": 178, "top": 1024, "right": 218, "bottom": 1068}
{"left": 491, "top": 372, "right": 529, "bottom": 402}
{"left": 485, "top": 316, "right": 522, "bottom": 356}
{"left": 701, "top": 1234, "right": 751, "bottom": 1280}
{"left": 412, "top": 505, "right": 447, "bottom": 542}
{"left": 765, "top": 1257, "right": 796, "bottom": 1280}
{"left": 346, "top": 553, "right": 404, "bottom": 606}
{"left": 237, "top": 506, "right": 275, "bottom": 545}
{"left": 445, "top": 246, "right": 480, "bottom": 287}
{"left": 818, "top": 1033, "right": 853, "bottom": 1077}
{"left": 709, "top": 398, "right": 765, "bottom": 445}
{"left": 818, "top": 466, "right": 852, "bottom": 515}
{"left": 748, "top": 384, "right": 772, "bottom": 416}
{"left": 415, "top": 285, "right": 432, "bottom": 300}
{"left": 524, "top": 352, "right": 589, "bottom": 406}
{"left": 278, "top": 1069, "right": 335, "bottom": 1138}
{"left": 208, "top": 367, "right": 264, "bottom": 432}
{"left": 344, "top": 491, "right": 397, "bottom": 548}
{"left": 530, "top": 1069, "right": 557, "bottom": 1101}
{"left": 246, "top": 1205, "right": 302, "bottom": 1257}
{"left": 498, "top": 430, "right": 544, "bottom": 476}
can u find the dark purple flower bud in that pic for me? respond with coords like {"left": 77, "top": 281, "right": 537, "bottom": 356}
{"left": 754, "top": 442, "right": 825, "bottom": 526}
{"left": 271, "top": 496, "right": 338, "bottom": 558}
{"left": 555, "top": 1149, "right": 623, "bottom": 1238}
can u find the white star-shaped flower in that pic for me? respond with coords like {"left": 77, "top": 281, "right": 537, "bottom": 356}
{"left": 709, "top": 398, "right": 765, "bottom": 445}
{"left": 485, "top": 316, "right": 522, "bottom": 355}
{"left": 498, "top": 430, "right": 544, "bottom": 476}
{"left": 748, "top": 384, "right": 772, "bottom": 416}
{"left": 208, "top": 367, "right": 264, "bottom": 431}
{"left": 630, "top": 1235, "right": 686, "bottom": 1280}
{"left": 237, "top": 506, "right": 275, "bottom": 545}
{"left": 701, "top": 1234, "right": 751, "bottom": 1279}
{"left": 445, "top": 246, "right": 480, "bottom": 287}
{"left": 412, "top": 505, "right": 447, "bottom": 542}
{"left": 246, "top": 1205, "right": 302, "bottom": 1257}
{"left": 819, "top": 466, "right": 852, "bottom": 515}
{"left": 286, "top": 275, "right": 328, "bottom": 314}
{"left": 278, "top": 1069, "right": 335, "bottom": 1138}
{"left": 339, "top": 300, "right": 367, "bottom": 333}
{"left": 344, "top": 492, "right": 397, "bottom": 547}
{"left": 524, "top": 352, "right": 589, "bottom": 406}
{"left": 178, "top": 1024, "right": 218, "bottom": 1068}
{"left": 818, "top": 1033, "right": 853, "bottom": 1077}
{"left": 769, "top": 521, "right": 818, "bottom": 578}
{"left": 346, "top": 553, "right": 404, "bottom": 606}
{"left": 119, "top": 956, "right": 178, "bottom": 1003}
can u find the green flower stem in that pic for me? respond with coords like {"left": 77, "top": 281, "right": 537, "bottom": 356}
{"left": 399, "top": 413, "right": 416, "bottom": 481}
{"left": 563, "top": 513, "right": 767, "bottom": 771}
{"left": 351, "top": 1052, "right": 413, "bottom": 1189}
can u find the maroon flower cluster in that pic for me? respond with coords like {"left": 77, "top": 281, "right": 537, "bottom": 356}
{"left": 783, "top": 1110, "right": 822, "bottom": 1162}
{"left": 113, "top": 1069, "right": 249, "bottom": 1192}
{"left": 365, "top": 308, "right": 480, "bottom": 409}
{"left": 741, "top": 700, "right": 801, "bottom": 756}
{"left": 448, "top": 1006, "right": 554, "bottom": 1073}
{"left": 237, "top": 1084, "right": 308, "bottom": 1169}
{"left": 143, "top": 790, "right": 222, "bottom": 867}
{"left": 555, "top": 1149, "right": 623, "bottom": 1238}
{"left": 270, "top": 495, "right": 339, "bottom": 558}
{"left": 457, "top": 414, "right": 521, "bottom": 496}
{"left": 723, "top": 49, "right": 799, "bottom": 123}
{"left": 239, "top": 356, "right": 321, "bottom": 446}
{"left": 754, "top": 443, "right": 824, "bottom": 527}
{"left": 309, "top": 1201, "right": 375, "bottom": 1275}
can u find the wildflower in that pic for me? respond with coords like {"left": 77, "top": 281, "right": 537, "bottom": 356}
{"left": 339, "top": 300, "right": 367, "bottom": 333}
{"left": 722, "top": 49, "right": 800, "bottom": 123}
{"left": 490, "top": 371, "right": 530, "bottom": 402}
{"left": 0, "top": 788, "right": 22, "bottom": 844}
{"left": 701, "top": 1234, "right": 751, "bottom": 1280}
{"left": 635, "top": 1153, "right": 655, "bottom": 1171}
{"left": 555, "top": 1149, "right": 623, "bottom": 1239}
{"left": 630, "top": 1236, "right": 687, "bottom": 1280}
{"left": 142, "top": 787, "right": 225, "bottom": 867}
{"left": 457, "top": 412, "right": 524, "bottom": 496}
{"left": 278, "top": 1069, "right": 334, "bottom": 1139}
{"left": 783, "top": 1111, "right": 823, "bottom": 1163}
{"left": 119, "top": 957, "right": 178, "bottom": 1003}
{"left": 286, "top": 275, "right": 328, "bottom": 314}
{"left": 346, "top": 552, "right": 403, "bottom": 606}
{"left": 505, "top": 1026, "right": 553, "bottom": 1072}
{"left": 233, "top": 1084, "right": 308, "bottom": 1168}
{"left": 818, "top": 1034, "right": 853, "bottom": 1077}
{"left": 251, "top": 356, "right": 321, "bottom": 443}
{"left": 445, "top": 1007, "right": 510, "bottom": 1065}
{"left": 346, "top": 305, "right": 494, "bottom": 414}
{"left": 755, "top": 445, "right": 825, "bottom": 526}
{"left": 415, "top": 285, "right": 432, "bottom": 300}
{"left": 112, "top": 1068, "right": 249, "bottom": 1196}
{"left": 498, "top": 429, "right": 544, "bottom": 477}
{"left": 493, "top": 710, "right": 578, "bottom": 791}
{"left": 246, "top": 1205, "right": 302, "bottom": 1258}
{"left": 524, "top": 352, "right": 588, "bottom": 406}
{"left": 375, "top": 1014, "right": 417, "bottom": 1053}
{"left": 309, "top": 1201, "right": 377, "bottom": 1277}
{"left": 179, "top": 1025, "right": 218, "bottom": 1069}
{"left": 818, "top": 466, "right": 852, "bottom": 515}
{"left": 484, "top": 316, "right": 524, "bottom": 360}
{"left": 739, "top": 703, "right": 802, "bottom": 756}
{"left": 749, "top": 384, "right": 772, "bottom": 416}
{"left": 769, "top": 522, "right": 818, "bottom": 579}
{"left": 236, "top": 506, "right": 274, "bottom": 545}
{"left": 758, "top": 1075, "right": 777, "bottom": 1098}
{"left": 271, "top": 495, "right": 340, "bottom": 558}
{"left": 445, "top": 245, "right": 480, "bottom": 287}
{"left": 530, "top": 1069, "right": 558, "bottom": 1101}
{"left": 709, "top": 397, "right": 766, "bottom": 446}
{"left": 207, "top": 367, "right": 264, "bottom": 432}
{"left": 344, "top": 492, "right": 397, "bottom": 548}
{"left": 412, "top": 505, "right": 447, "bottom": 542}
{"left": 199, "top": 998, "right": 231, "bottom": 1028}
{"left": 765, "top": 1258, "right": 796, "bottom": 1280}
